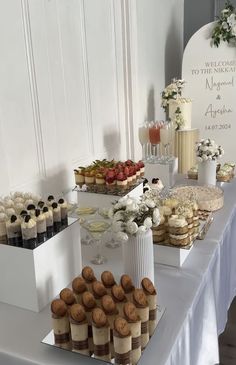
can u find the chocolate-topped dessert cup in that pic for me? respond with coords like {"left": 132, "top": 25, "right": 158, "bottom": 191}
{"left": 120, "top": 275, "right": 135, "bottom": 302}
{"left": 51, "top": 299, "right": 70, "bottom": 349}
{"left": 0, "top": 213, "right": 7, "bottom": 244}
{"left": 81, "top": 266, "right": 97, "bottom": 292}
{"left": 6, "top": 215, "right": 22, "bottom": 247}
{"left": 35, "top": 209, "right": 47, "bottom": 244}
{"left": 37, "top": 200, "right": 45, "bottom": 209}
{"left": 101, "top": 271, "right": 116, "bottom": 295}
{"left": 72, "top": 276, "right": 87, "bottom": 304}
{"left": 132, "top": 289, "right": 149, "bottom": 349}
{"left": 47, "top": 195, "right": 55, "bottom": 207}
{"left": 123, "top": 302, "right": 141, "bottom": 365}
{"left": 92, "top": 307, "right": 111, "bottom": 362}
{"left": 51, "top": 202, "right": 61, "bottom": 233}
{"left": 92, "top": 281, "right": 107, "bottom": 307}
{"left": 69, "top": 304, "right": 89, "bottom": 355}
{"left": 27, "top": 204, "right": 36, "bottom": 218}
{"left": 21, "top": 215, "right": 37, "bottom": 249}
{"left": 141, "top": 278, "right": 157, "bottom": 337}
{"left": 60, "top": 288, "right": 76, "bottom": 307}
{"left": 58, "top": 198, "right": 68, "bottom": 226}
{"left": 42, "top": 206, "right": 54, "bottom": 238}
{"left": 111, "top": 285, "right": 127, "bottom": 316}
{"left": 101, "top": 295, "right": 119, "bottom": 359}
{"left": 82, "top": 291, "right": 97, "bottom": 354}
{"left": 113, "top": 317, "right": 132, "bottom": 365}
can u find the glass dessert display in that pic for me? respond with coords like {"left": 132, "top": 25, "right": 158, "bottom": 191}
{"left": 148, "top": 121, "right": 162, "bottom": 163}
{"left": 138, "top": 122, "right": 149, "bottom": 161}
{"left": 42, "top": 267, "right": 165, "bottom": 364}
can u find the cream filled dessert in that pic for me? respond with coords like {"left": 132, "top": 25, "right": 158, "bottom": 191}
{"left": 113, "top": 317, "right": 132, "bottom": 365}
{"left": 72, "top": 276, "right": 88, "bottom": 304}
{"left": 111, "top": 285, "right": 127, "bottom": 316}
{"left": 35, "top": 209, "right": 47, "bottom": 243}
{"left": 0, "top": 212, "right": 7, "bottom": 244}
{"left": 6, "top": 215, "right": 22, "bottom": 247}
{"left": 152, "top": 214, "right": 166, "bottom": 244}
{"left": 24, "top": 199, "right": 34, "bottom": 209}
{"left": 123, "top": 302, "right": 141, "bottom": 365}
{"left": 42, "top": 206, "right": 54, "bottom": 238}
{"left": 27, "top": 204, "right": 36, "bottom": 217}
{"left": 81, "top": 266, "right": 97, "bottom": 292}
{"left": 101, "top": 295, "right": 119, "bottom": 358}
{"left": 92, "top": 281, "right": 107, "bottom": 307}
{"left": 21, "top": 215, "right": 37, "bottom": 249}
{"left": 5, "top": 208, "right": 16, "bottom": 217}
{"left": 132, "top": 289, "right": 149, "bottom": 350}
{"left": 151, "top": 178, "right": 164, "bottom": 191}
{"left": 60, "top": 288, "right": 76, "bottom": 307}
{"left": 141, "top": 278, "right": 157, "bottom": 337}
{"left": 47, "top": 195, "right": 55, "bottom": 206}
{"left": 37, "top": 200, "right": 45, "bottom": 209}
{"left": 69, "top": 304, "right": 89, "bottom": 355}
{"left": 101, "top": 271, "right": 116, "bottom": 295}
{"left": 51, "top": 299, "right": 70, "bottom": 349}
{"left": 120, "top": 275, "right": 135, "bottom": 302}
{"left": 82, "top": 291, "right": 97, "bottom": 354}
{"left": 52, "top": 202, "right": 62, "bottom": 233}
{"left": 58, "top": 198, "right": 68, "bottom": 226}
{"left": 92, "top": 307, "right": 111, "bottom": 362}
{"left": 168, "top": 215, "right": 189, "bottom": 246}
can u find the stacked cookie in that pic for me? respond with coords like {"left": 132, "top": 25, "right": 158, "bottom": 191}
{"left": 51, "top": 266, "right": 158, "bottom": 364}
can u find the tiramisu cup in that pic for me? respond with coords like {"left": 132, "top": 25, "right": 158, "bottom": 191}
{"left": 81, "top": 266, "right": 97, "bottom": 292}
{"left": 72, "top": 276, "right": 87, "bottom": 304}
{"left": 52, "top": 202, "right": 62, "bottom": 233}
{"left": 35, "top": 209, "right": 47, "bottom": 244}
{"left": 0, "top": 213, "right": 7, "bottom": 244}
{"left": 58, "top": 198, "right": 68, "bottom": 226}
{"left": 133, "top": 289, "right": 149, "bottom": 349}
{"left": 60, "top": 288, "right": 76, "bottom": 307}
{"left": 111, "top": 285, "right": 127, "bottom": 316}
{"left": 42, "top": 206, "right": 54, "bottom": 238}
{"left": 51, "top": 299, "right": 70, "bottom": 349}
{"left": 82, "top": 291, "right": 97, "bottom": 354}
{"left": 141, "top": 278, "right": 157, "bottom": 337}
{"left": 21, "top": 215, "right": 37, "bottom": 249}
{"left": 6, "top": 215, "right": 22, "bottom": 247}
{"left": 92, "top": 308, "right": 111, "bottom": 362}
{"left": 101, "top": 271, "right": 116, "bottom": 295}
{"left": 92, "top": 281, "right": 107, "bottom": 307}
{"left": 120, "top": 275, "right": 135, "bottom": 302}
{"left": 101, "top": 295, "right": 119, "bottom": 358}
{"left": 123, "top": 302, "right": 141, "bottom": 365}
{"left": 113, "top": 317, "right": 132, "bottom": 365}
{"left": 69, "top": 304, "right": 89, "bottom": 355}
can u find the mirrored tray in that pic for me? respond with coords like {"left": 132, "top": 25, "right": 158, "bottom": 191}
{"left": 42, "top": 305, "right": 165, "bottom": 364}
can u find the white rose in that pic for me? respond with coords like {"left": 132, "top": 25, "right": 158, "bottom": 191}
{"left": 126, "top": 202, "right": 138, "bottom": 212}
{"left": 115, "top": 232, "right": 128, "bottom": 242}
{"left": 145, "top": 199, "right": 155, "bottom": 208}
{"left": 197, "top": 157, "right": 203, "bottom": 163}
{"left": 126, "top": 221, "right": 138, "bottom": 235}
{"left": 144, "top": 217, "right": 152, "bottom": 229}
{"left": 227, "top": 13, "right": 236, "bottom": 27}
{"left": 202, "top": 154, "right": 208, "bottom": 161}
{"left": 137, "top": 225, "right": 147, "bottom": 233}
{"left": 108, "top": 207, "right": 114, "bottom": 219}
{"left": 153, "top": 208, "right": 160, "bottom": 226}
{"left": 222, "top": 21, "right": 229, "bottom": 30}
{"left": 113, "top": 211, "right": 124, "bottom": 221}
{"left": 231, "top": 24, "right": 236, "bottom": 36}
{"left": 112, "top": 221, "right": 123, "bottom": 233}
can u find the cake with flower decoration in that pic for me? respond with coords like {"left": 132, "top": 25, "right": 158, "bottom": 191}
{"left": 168, "top": 215, "right": 190, "bottom": 246}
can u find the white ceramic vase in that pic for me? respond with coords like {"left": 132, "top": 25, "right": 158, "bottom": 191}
{"left": 122, "top": 229, "right": 154, "bottom": 288}
{"left": 198, "top": 159, "right": 216, "bottom": 186}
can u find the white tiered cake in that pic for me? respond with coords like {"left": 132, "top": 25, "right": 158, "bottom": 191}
{"left": 168, "top": 98, "right": 192, "bottom": 130}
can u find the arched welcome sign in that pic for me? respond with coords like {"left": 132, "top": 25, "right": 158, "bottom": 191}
{"left": 182, "top": 22, "right": 236, "bottom": 160}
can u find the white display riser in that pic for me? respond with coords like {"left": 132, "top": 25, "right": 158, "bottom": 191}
{"left": 66, "top": 183, "right": 143, "bottom": 207}
{"left": 145, "top": 158, "right": 178, "bottom": 188}
{"left": 153, "top": 243, "right": 193, "bottom": 267}
{"left": 0, "top": 219, "right": 82, "bottom": 312}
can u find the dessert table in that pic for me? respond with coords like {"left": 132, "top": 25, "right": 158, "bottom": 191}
{"left": 1, "top": 179, "right": 236, "bottom": 365}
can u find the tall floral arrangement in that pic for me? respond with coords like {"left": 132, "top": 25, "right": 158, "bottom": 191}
{"left": 161, "top": 79, "right": 185, "bottom": 111}
{"left": 196, "top": 139, "right": 224, "bottom": 162}
{"left": 212, "top": 1, "right": 236, "bottom": 47}
{"left": 109, "top": 196, "right": 160, "bottom": 241}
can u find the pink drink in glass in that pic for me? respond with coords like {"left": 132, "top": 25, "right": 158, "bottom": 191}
{"left": 149, "top": 125, "right": 160, "bottom": 145}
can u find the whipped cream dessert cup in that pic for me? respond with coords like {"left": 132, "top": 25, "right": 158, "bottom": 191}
{"left": 58, "top": 199, "right": 68, "bottom": 227}
{"left": 6, "top": 215, "right": 22, "bottom": 247}
{"left": 52, "top": 203, "right": 62, "bottom": 233}
{"left": 35, "top": 209, "right": 47, "bottom": 244}
{"left": 101, "top": 295, "right": 119, "bottom": 359}
{"left": 120, "top": 275, "right": 135, "bottom": 302}
{"left": 133, "top": 289, "right": 149, "bottom": 350}
{"left": 92, "top": 308, "right": 111, "bottom": 362}
{"left": 141, "top": 278, "right": 157, "bottom": 337}
{"left": 21, "top": 215, "right": 37, "bottom": 249}
{"left": 42, "top": 207, "right": 54, "bottom": 238}
{"left": 82, "top": 291, "right": 97, "bottom": 354}
{"left": 113, "top": 317, "right": 132, "bottom": 365}
{"left": 69, "top": 304, "right": 89, "bottom": 355}
{"left": 123, "top": 302, "right": 141, "bottom": 365}
{"left": 51, "top": 299, "right": 71, "bottom": 350}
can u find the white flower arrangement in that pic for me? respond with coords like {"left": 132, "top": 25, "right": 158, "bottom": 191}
{"left": 109, "top": 195, "right": 160, "bottom": 242}
{"left": 212, "top": 1, "right": 236, "bottom": 47}
{"left": 161, "top": 79, "right": 186, "bottom": 111}
{"left": 174, "top": 107, "right": 185, "bottom": 130}
{"left": 196, "top": 139, "right": 224, "bottom": 162}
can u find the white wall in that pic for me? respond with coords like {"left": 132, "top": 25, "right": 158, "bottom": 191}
{"left": 0, "top": 0, "right": 184, "bottom": 196}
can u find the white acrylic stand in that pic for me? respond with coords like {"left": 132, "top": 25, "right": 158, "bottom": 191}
{"left": 0, "top": 218, "right": 82, "bottom": 312}
{"left": 145, "top": 158, "right": 178, "bottom": 188}
{"left": 153, "top": 243, "right": 193, "bottom": 267}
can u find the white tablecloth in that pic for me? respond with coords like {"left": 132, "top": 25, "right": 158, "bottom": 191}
{"left": 1, "top": 180, "right": 236, "bottom": 365}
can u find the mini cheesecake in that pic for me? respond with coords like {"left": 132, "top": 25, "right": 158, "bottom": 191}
{"left": 72, "top": 277, "right": 88, "bottom": 304}
{"left": 101, "top": 271, "right": 116, "bottom": 294}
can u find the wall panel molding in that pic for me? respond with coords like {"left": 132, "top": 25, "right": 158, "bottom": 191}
{"left": 21, "top": 0, "right": 46, "bottom": 179}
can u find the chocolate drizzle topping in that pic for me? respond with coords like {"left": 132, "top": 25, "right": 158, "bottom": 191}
{"left": 48, "top": 195, "right": 54, "bottom": 201}
{"left": 27, "top": 204, "right": 35, "bottom": 211}
{"left": 38, "top": 201, "right": 45, "bottom": 208}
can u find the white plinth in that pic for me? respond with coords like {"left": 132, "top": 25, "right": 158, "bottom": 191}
{"left": 153, "top": 243, "right": 192, "bottom": 267}
{"left": 145, "top": 158, "right": 178, "bottom": 188}
{"left": 0, "top": 218, "right": 81, "bottom": 312}
{"left": 66, "top": 183, "right": 143, "bottom": 207}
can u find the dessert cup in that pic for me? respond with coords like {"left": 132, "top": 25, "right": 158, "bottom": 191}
{"left": 0, "top": 213, "right": 7, "bottom": 244}
{"left": 101, "top": 271, "right": 116, "bottom": 295}
{"left": 42, "top": 206, "right": 54, "bottom": 238}
{"left": 92, "top": 307, "right": 111, "bottom": 362}
{"left": 58, "top": 198, "right": 68, "bottom": 227}
{"left": 52, "top": 202, "right": 62, "bottom": 233}
{"left": 120, "top": 275, "right": 135, "bottom": 302}
{"left": 92, "top": 281, "right": 107, "bottom": 307}
{"left": 35, "top": 209, "right": 47, "bottom": 244}
{"left": 21, "top": 215, "right": 37, "bottom": 249}
{"left": 81, "top": 266, "right": 97, "bottom": 292}
{"left": 6, "top": 215, "right": 22, "bottom": 247}
{"left": 51, "top": 299, "right": 70, "bottom": 350}
{"left": 111, "top": 285, "right": 127, "bottom": 316}
{"left": 123, "top": 302, "right": 141, "bottom": 365}
{"left": 132, "top": 289, "right": 149, "bottom": 350}
{"left": 113, "top": 317, "right": 132, "bottom": 365}
{"left": 82, "top": 291, "right": 97, "bottom": 355}
{"left": 69, "top": 304, "right": 89, "bottom": 355}
{"left": 101, "top": 295, "right": 119, "bottom": 359}
{"left": 60, "top": 288, "right": 76, "bottom": 307}
{"left": 72, "top": 276, "right": 88, "bottom": 304}
{"left": 141, "top": 278, "right": 157, "bottom": 337}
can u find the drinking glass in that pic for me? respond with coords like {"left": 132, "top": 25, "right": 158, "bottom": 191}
{"left": 76, "top": 207, "right": 98, "bottom": 245}
{"left": 160, "top": 122, "right": 172, "bottom": 162}
{"left": 98, "top": 208, "right": 121, "bottom": 249}
{"left": 83, "top": 218, "right": 111, "bottom": 264}
{"left": 149, "top": 121, "right": 161, "bottom": 162}
{"left": 138, "top": 123, "right": 149, "bottom": 161}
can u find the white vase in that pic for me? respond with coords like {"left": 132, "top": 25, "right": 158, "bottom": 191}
{"left": 198, "top": 159, "right": 216, "bottom": 186}
{"left": 122, "top": 229, "right": 154, "bottom": 288}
